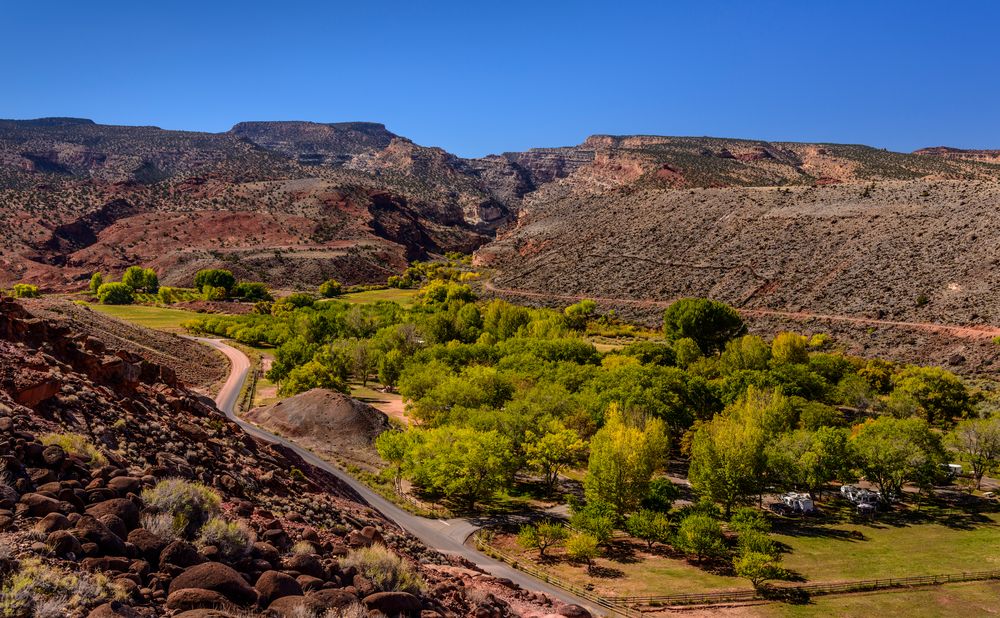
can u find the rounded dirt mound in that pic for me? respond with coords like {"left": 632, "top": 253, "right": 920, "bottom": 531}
{"left": 246, "top": 389, "right": 391, "bottom": 469}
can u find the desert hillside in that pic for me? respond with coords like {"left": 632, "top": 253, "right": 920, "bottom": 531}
{"left": 481, "top": 177, "right": 1000, "bottom": 328}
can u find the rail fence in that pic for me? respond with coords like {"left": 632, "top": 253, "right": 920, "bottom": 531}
{"left": 238, "top": 366, "right": 260, "bottom": 413}
{"left": 472, "top": 531, "right": 635, "bottom": 618}
{"left": 473, "top": 529, "right": 1000, "bottom": 612}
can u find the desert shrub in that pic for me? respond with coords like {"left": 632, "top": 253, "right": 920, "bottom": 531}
{"left": 318, "top": 279, "right": 343, "bottom": 298}
{"left": 97, "top": 282, "right": 133, "bottom": 305}
{"left": 39, "top": 433, "right": 106, "bottom": 467}
{"left": 0, "top": 558, "right": 123, "bottom": 617}
{"left": 141, "top": 478, "right": 221, "bottom": 537}
{"left": 196, "top": 517, "right": 255, "bottom": 559}
{"left": 10, "top": 283, "right": 40, "bottom": 298}
{"left": 321, "top": 603, "right": 369, "bottom": 618}
{"left": 140, "top": 512, "right": 178, "bottom": 540}
{"left": 341, "top": 544, "right": 424, "bottom": 594}
{"left": 291, "top": 541, "right": 316, "bottom": 555}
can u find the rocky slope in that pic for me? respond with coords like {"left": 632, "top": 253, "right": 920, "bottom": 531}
{"left": 7, "top": 119, "right": 999, "bottom": 294}
{"left": 0, "top": 295, "right": 573, "bottom": 617}
{"left": 481, "top": 176, "right": 1000, "bottom": 333}
{"left": 0, "top": 119, "right": 512, "bottom": 290}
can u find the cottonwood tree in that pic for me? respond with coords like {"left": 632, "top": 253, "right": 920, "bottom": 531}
{"left": 689, "top": 388, "right": 791, "bottom": 516}
{"left": 949, "top": 417, "right": 1000, "bottom": 489}
{"left": 851, "top": 416, "right": 945, "bottom": 503}
{"left": 584, "top": 404, "right": 667, "bottom": 520}
{"left": 523, "top": 420, "right": 587, "bottom": 493}
{"left": 891, "top": 366, "right": 975, "bottom": 427}
{"left": 405, "top": 427, "right": 513, "bottom": 510}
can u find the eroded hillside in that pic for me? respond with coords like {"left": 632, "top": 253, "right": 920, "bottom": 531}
{"left": 481, "top": 178, "right": 1000, "bottom": 327}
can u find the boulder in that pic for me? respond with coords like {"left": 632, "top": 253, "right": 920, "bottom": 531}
{"left": 74, "top": 515, "right": 126, "bottom": 555}
{"left": 47, "top": 529, "right": 83, "bottom": 558}
{"left": 16, "top": 492, "right": 64, "bottom": 517}
{"left": 160, "top": 539, "right": 207, "bottom": 569}
{"left": 36, "top": 512, "right": 71, "bottom": 534}
{"left": 268, "top": 595, "right": 326, "bottom": 617}
{"left": 309, "top": 587, "right": 359, "bottom": 609}
{"left": 557, "top": 605, "right": 592, "bottom": 618}
{"left": 168, "top": 562, "right": 258, "bottom": 606}
{"left": 280, "top": 553, "right": 326, "bottom": 579}
{"left": 255, "top": 570, "right": 302, "bottom": 606}
{"left": 363, "top": 591, "right": 423, "bottom": 615}
{"left": 166, "top": 588, "right": 236, "bottom": 612}
{"left": 86, "top": 602, "right": 141, "bottom": 618}
{"left": 127, "top": 528, "right": 168, "bottom": 565}
{"left": 86, "top": 498, "right": 140, "bottom": 530}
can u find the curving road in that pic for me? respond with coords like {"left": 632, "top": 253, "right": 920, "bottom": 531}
{"left": 189, "top": 337, "right": 598, "bottom": 613}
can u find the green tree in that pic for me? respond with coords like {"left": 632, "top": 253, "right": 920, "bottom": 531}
{"left": 563, "top": 299, "right": 596, "bottom": 331}
{"left": 524, "top": 420, "right": 587, "bottom": 493}
{"left": 88, "top": 272, "right": 103, "bottom": 295}
{"left": 891, "top": 366, "right": 974, "bottom": 427}
{"left": 625, "top": 510, "right": 672, "bottom": 549}
{"left": 319, "top": 279, "right": 343, "bottom": 297}
{"left": 584, "top": 404, "right": 668, "bottom": 520}
{"left": 564, "top": 533, "right": 600, "bottom": 572}
{"left": 734, "top": 551, "right": 785, "bottom": 589}
{"left": 674, "top": 513, "right": 725, "bottom": 563}
{"left": 719, "top": 335, "right": 771, "bottom": 372}
{"left": 949, "top": 417, "right": 1000, "bottom": 489}
{"left": 122, "top": 266, "right": 158, "bottom": 293}
{"left": 771, "top": 332, "right": 808, "bottom": 365}
{"left": 231, "top": 282, "right": 272, "bottom": 301}
{"left": 194, "top": 269, "right": 236, "bottom": 294}
{"left": 405, "top": 427, "right": 513, "bottom": 510}
{"left": 641, "top": 477, "right": 680, "bottom": 512}
{"left": 517, "top": 522, "right": 569, "bottom": 558}
{"left": 689, "top": 389, "right": 778, "bottom": 516}
{"left": 378, "top": 349, "right": 405, "bottom": 390}
{"left": 673, "top": 337, "right": 703, "bottom": 368}
{"left": 569, "top": 502, "right": 616, "bottom": 545}
{"left": 96, "top": 282, "right": 134, "bottom": 305}
{"left": 663, "top": 298, "right": 746, "bottom": 354}
{"left": 852, "top": 416, "right": 945, "bottom": 503}
{"left": 10, "top": 283, "right": 40, "bottom": 298}
{"left": 375, "top": 430, "right": 413, "bottom": 493}
{"left": 280, "top": 348, "right": 351, "bottom": 395}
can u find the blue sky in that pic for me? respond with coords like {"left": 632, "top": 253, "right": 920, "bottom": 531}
{"left": 3, "top": 1, "right": 999, "bottom": 157}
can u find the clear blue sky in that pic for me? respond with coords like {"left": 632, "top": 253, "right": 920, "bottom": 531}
{"left": 4, "top": 1, "right": 998, "bottom": 157}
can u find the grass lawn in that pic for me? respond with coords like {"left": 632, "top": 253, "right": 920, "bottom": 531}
{"left": 746, "top": 581, "right": 1000, "bottom": 617}
{"left": 90, "top": 304, "right": 200, "bottom": 332}
{"left": 329, "top": 288, "right": 419, "bottom": 306}
{"left": 774, "top": 505, "right": 1000, "bottom": 582}
{"left": 491, "top": 534, "right": 748, "bottom": 598}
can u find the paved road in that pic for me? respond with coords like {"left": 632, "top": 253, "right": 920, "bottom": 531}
{"left": 189, "top": 337, "right": 599, "bottom": 612}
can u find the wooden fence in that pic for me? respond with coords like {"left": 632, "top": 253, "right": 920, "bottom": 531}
{"left": 474, "top": 529, "right": 1000, "bottom": 612}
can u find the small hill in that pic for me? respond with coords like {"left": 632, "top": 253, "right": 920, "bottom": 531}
{"left": 246, "top": 389, "right": 391, "bottom": 471}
